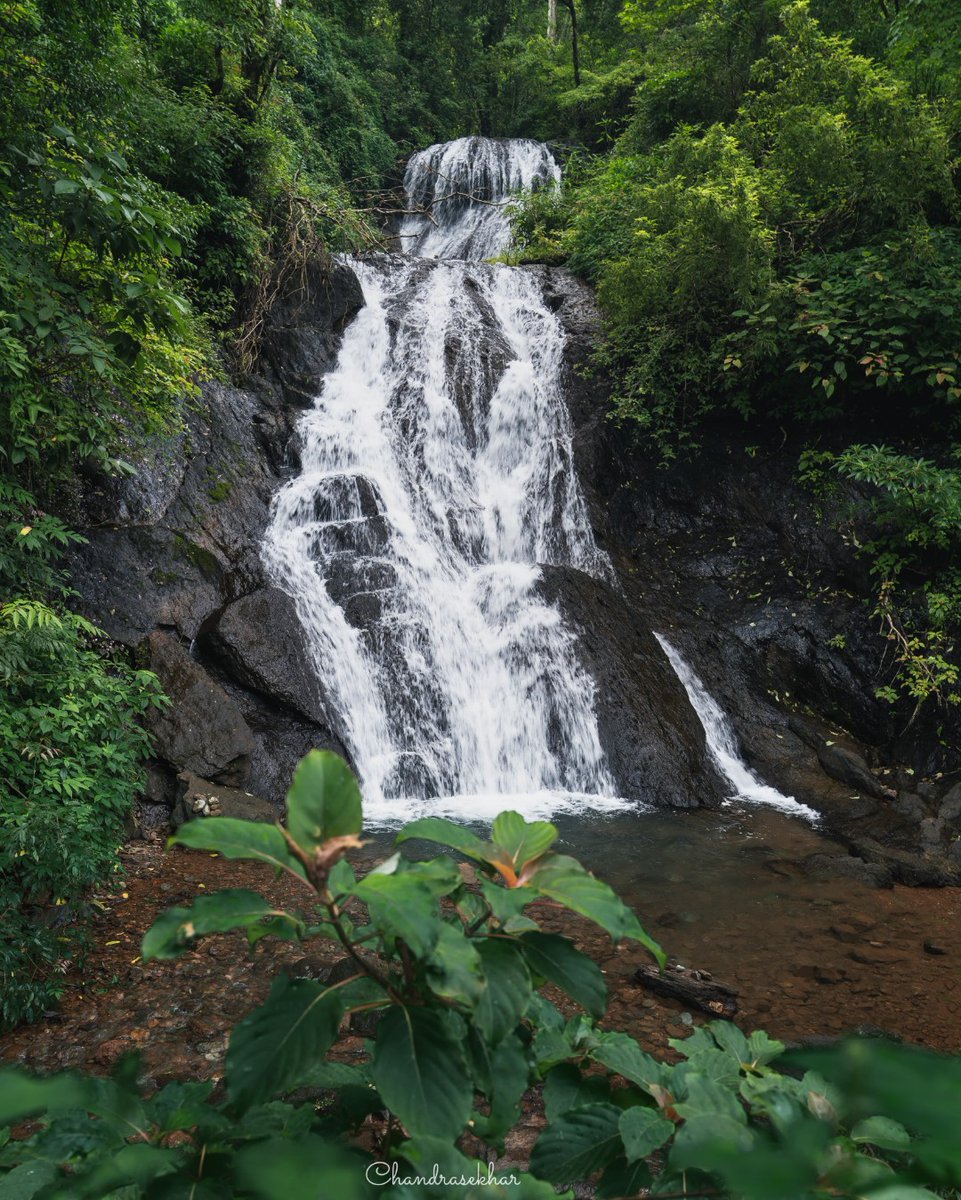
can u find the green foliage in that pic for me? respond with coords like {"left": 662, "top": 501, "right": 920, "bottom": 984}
{"left": 804, "top": 444, "right": 961, "bottom": 710}
{"left": 726, "top": 229, "right": 961, "bottom": 423}
{"left": 0, "top": 602, "right": 166, "bottom": 1028}
{"left": 512, "top": 1, "right": 958, "bottom": 457}
{"left": 3, "top": 750, "right": 961, "bottom": 1198}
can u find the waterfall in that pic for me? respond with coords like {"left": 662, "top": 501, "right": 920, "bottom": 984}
{"left": 654, "top": 634, "right": 818, "bottom": 821}
{"left": 399, "top": 136, "right": 560, "bottom": 260}
{"left": 263, "top": 136, "right": 627, "bottom": 823}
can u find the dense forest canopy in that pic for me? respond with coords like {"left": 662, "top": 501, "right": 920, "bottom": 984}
{"left": 2, "top": 0, "right": 961, "bottom": 1023}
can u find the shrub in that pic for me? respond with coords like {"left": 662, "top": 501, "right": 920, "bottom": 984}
{"left": 0, "top": 601, "right": 166, "bottom": 1028}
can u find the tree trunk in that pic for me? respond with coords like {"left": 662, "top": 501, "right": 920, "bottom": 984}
{"left": 548, "top": 0, "right": 558, "bottom": 42}
{"left": 561, "top": 0, "right": 580, "bottom": 86}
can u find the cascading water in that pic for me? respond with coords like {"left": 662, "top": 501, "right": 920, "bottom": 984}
{"left": 263, "top": 136, "right": 628, "bottom": 823}
{"left": 399, "top": 136, "right": 560, "bottom": 260}
{"left": 654, "top": 634, "right": 818, "bottom": 821}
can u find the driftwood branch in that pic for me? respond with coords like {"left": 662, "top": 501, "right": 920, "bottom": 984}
{"left": 634, "top": 962, "right": 738, "bottom": 1017}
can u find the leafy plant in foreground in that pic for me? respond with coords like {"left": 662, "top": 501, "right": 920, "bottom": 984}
{"left": 3, "top": 750, "right": 961, "bottom": 1198}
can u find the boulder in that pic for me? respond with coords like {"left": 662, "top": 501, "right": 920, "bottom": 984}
{"left": 145, "top": 632, "right": 255, "bottom": 784}
{"left": 537, "top": 565, "right": 726, "bottom": 809}
{"left": 851, "top": 838, "right": 961, "bottom": 887}
{"left": 813, "top": 742, "right": 889, "bottom": 801}
{"left": 171, "top": 771, "right": 277, "bottom": 828}
{"left": 200, "top": 587, "right": 329, "bottom": 727}
{"left": 803, "top": 853, "right": 893, "bottom": 889}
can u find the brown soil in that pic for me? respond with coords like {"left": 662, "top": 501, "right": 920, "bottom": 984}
{"left": 2, "top": 834, "right": 960, "bottom": 1096}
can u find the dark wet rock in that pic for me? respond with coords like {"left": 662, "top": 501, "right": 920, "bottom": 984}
{"left": 923, "top": 940, "right": 948, "bottom": 956}
{"left": 145, "top": 632, "right": 254, "bottom": 784}
{"left": 256, "top": 259, "right": 365, "bottom": 410}
{"left": 938, "top": 784, "right": 961, "bottom": 824}
{"left": 59, "top": 257, "right": 362, "bottom": 800}
{"left": 896, "top": 792, "right": 927, "bottom": 822}
{"left": 850, "top": 837, "right": 961, "bottom": 887}
{"left": 171, "top": 771, "right": 277, "bottom": 827}
{"left": 199, "top": 587, "right": 328, "bottom": 727}
{"left": 803, "top": 853, "right": 893, "bottom": 889}
{"left": 919, "top": 817, "right": 945, "bottom": 846}
{"left": 537, "top": 565, "right": 726, "bottom": 809}
{"left": 233, "top": 688, "right": 348, "bottom": 806}
{"left": 810, "top": 739, "right": 890, "bottom": 801}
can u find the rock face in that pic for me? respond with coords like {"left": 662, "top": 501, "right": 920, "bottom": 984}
{"left": 538, "top": 565, "right": 725, "bottom": 808}
{"left": 198, "top": 587, "right": 328, "bottom": 727}
{"left": 65, "top": 259, "right": 362, "bottom": 820}
{"left": 145, "top": 632, "right": 255, "bottom": 784}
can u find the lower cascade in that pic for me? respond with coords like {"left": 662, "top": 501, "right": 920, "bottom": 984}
{"left": 263, "top": 137, "right": 627, "bottom": 822}
{"left": 654, "top": 634, "right": 818, "bottom": 821}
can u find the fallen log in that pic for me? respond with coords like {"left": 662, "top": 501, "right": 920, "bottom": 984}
{"left": 633, "top": 961, "right": 738, "bottom": 1017}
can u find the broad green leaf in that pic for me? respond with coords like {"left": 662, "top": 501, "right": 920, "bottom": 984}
{"left": 0, "top": 1071, "right": 146, "bottom": 1134}
{"left": 851, "top": 1116, "right": 912, "bottom": 1151}
{"left": 745, "top": 1028, "right": 785, "bottom": 1068}
{"left": 406, "top": 855, "right": 463, "bottom": 897}
{"left": 397, "top": 1135, "right": 487, "bottom": 1196}
{"left": 0, "top": 1161, "right": 58, "bottom": 1199}
{"left": 67, "top": 1144, "right": 178, "bottom": 1198}
{"left": 299, "top": 1061, "right": 371, "bottom": 1089}
{"left": 395, "top": 817, "right": 489, "bottom": 862}
{"left": 517, "top": 931, "right": 606, "bottom": 1016}
{"left": 0, "top": 1071, "right": 99, "bottom": 1124}
{"left": 479, "top": 879, "right": 539, "bottom": 932}
{"left": 589, "top": 1030, "right": 667, "bottom": 1094}
{"left": 490, "top": 812, "right": 557, "bottom": 871}
{"left": 233, "top": 1135, "right": 370, "bottom": 1200}
{"left": 171, "top": 819, "right": 304, "bottom": 879}
{"left": 426, "top": 922, "right": 483, "bottom": 1007}
{"left": 596, "top": 1155, "right": 652, "bottom": 1199}
{"left": 618, "top": 1105, "right": 675, "bottom": 1161}
{"left": 530, "top": 1103, "right": 624, "bottom": 1185}
{"left": 669, "top": 1111, "right": 754, "bottom": 1160}
{"left": 679, "top": 1048, "right": 741, "bottom": 1090}
{"left": 352, "top": 872, "right": 442, "bottom": 956}
{"left": 226, "top": 976, "right": 343, "bottom": 1110}
{"left": 474, "top": 939, "right": 533, "bottom": 1045}
{"left": 528, "top": 855, "right": 665, "bottom": 964}
{"left": 142, "top": 889, "right": 302, "bottom": 960}
{"left": 670, "top": 1119, "right": 819, "bottom": 1198}
{"left": 793, "top": 1040, "right": 961, "bottom": 1176}
{"left": 485, "top": 1032, "right": 532, "bottom": 1141}
{"left": 531, "top": 1026, "right": 577, "bottom": 1073}
{"left": 543, "top": 1064, "right": 612, "bottom": 1120}
{"left": 708, "top": 1022, "right": 749, "bottom": 1062}
{"left": 328, "top": 857, "right": 357, "bottom": 895}
{"left": 864, "top": 1188, "right": 942, "bottom": 1200}
{"left": 397, "top": 1137, "right": 563, "bottom": 1198}
{"left": 372, "top": 1007, "right": 472, "bottom": 1141}
{"left": 675, "top": 1074, "right": 747, "bottom": 1126}
{"left": 285, "top": 750, "right": 362, "bottom": 851}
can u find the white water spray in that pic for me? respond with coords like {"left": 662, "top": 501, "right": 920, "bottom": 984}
{"left": 263, "top": 137, "right": 627, "bottom": 823}
{"left": 654, "top": 634, "right": 818, "bottom": 822}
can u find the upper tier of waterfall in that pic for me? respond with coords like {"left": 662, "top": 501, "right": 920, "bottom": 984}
{"left": 399, "top": 136, "right": 560, "bottom": 261}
